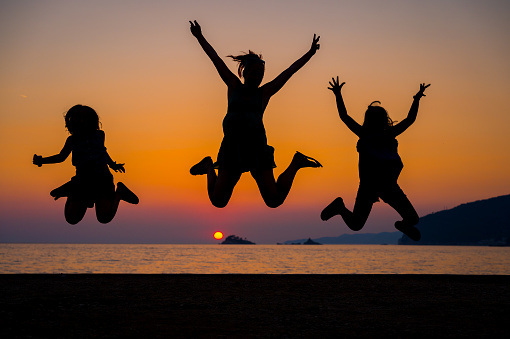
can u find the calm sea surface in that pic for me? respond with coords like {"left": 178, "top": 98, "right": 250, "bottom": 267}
{"left": 0, "top": 244, "right": 509, "bottom": 274}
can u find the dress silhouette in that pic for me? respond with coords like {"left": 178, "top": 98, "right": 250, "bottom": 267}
{"left": 321, "top": 77, "right": 430, "bottom": 241}
{"left": 33, "top": 105, "right": 138, "bottom": 224}
{"left": 189, "top": 20, "right": 322, "bottom": 208}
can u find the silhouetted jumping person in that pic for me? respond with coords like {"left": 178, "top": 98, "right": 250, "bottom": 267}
{"left": 321, "top": 77, "right": 430, "bottom": 241}
{"left": 189, "top": 20, "right": 322, "bottom": 208}
{"left": 33, "top": 105, "right": 139, "bottom": 224}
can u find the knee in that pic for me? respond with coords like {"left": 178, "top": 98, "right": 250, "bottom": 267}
{"left": 211, "top": 198, "right": 228, "bottom": 208}
{"left": 65, "top": 215, "right": 82, "bottom": 225}
{"left": 263, "top": 197, "right": 282, "bottom": 209}
{"left": 96, "top": 213, "right": 114, "bottom": 224}
{"left": 349, "top": 221, "right": 365, "bottom": 232}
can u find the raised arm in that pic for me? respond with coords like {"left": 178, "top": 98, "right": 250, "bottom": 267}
{"left": 392, "top": 83, "right": 430, "bottom": 136}
{"left": 189, "top": 20, "right": 239, "bottom": 88}
{"left": 328, "top": 76, "right": 362, "bottom": 137}
{"left": 33, "top": 137, "right": 73, "bottom": 166}
{"left": 262, "top": 34, "right": 320, "bottom": 98}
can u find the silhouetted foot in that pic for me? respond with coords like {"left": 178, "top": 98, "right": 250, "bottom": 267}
{"left": 321, "top": 197, "right": 344, "bottom": 221}
{"left": 294, "top": 151, "right": 322, "bottom": 169}
{"left": 190, "top": 156, "right": 213, "bottom": 175}
{"left": 50, "top": 182, "right": 73, "bottom": 200}
{"left": 117, "top": 182, "right": 139, "bottom": 204}
{"left": 395, "top": 221, "right": 421, "bottom": 241}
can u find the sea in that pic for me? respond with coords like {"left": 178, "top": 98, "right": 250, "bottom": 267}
{"left": 1, "top": 244, "right": 509, "bottom": 274}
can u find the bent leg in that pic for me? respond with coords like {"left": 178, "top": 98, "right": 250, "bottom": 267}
{"left": 64, "top": 198, "right": 87, "bottom": 225}
{"left": 344, "top": 194, "right": 373, "bottom": 231}
{"left": 252, "top": 152, "right": 322, "bottom": 208}
{"left": 190, "top": 156, "right": 241, "bottom": 208}
{"left": 322, "top": 185, "right": 374, "bottom": 231}
{"left": 251, "top": 169, "right": 281, "bottom": 208}
{"left": 384, "top": 190, "right": 419, "bottom": 227}
{"left": 208, "top": 169, "right": 242, "bottom": 208}
{"left": 95, "top": 195, "right": 120, "bottom": 224}
{"left": 383, "top": 189, "right": 420, "bottom": 241}
{"left": 95, "top": 181, "right": 140, "bottom": 223}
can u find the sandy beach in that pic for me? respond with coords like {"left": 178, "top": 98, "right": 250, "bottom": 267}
{"left": 1, "top": 274, "right": 508, "bottom": 338}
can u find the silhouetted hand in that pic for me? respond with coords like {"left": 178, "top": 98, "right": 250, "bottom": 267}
{"left": 189, "top": 20, "right": 202, "bottom": 38}
{"left": 110, "top": 162, "right": 125, "bottom": 173}
{"left": 33, "top": 154, "right": 42, "bottom": 167}
{"left": 414, "top": 83, "right": 430, "bottom": 99}
{"left": 328, "top": 76, "right": 345, "bottom": 95}
{"left": 310, "top": 34, "right": 320, "bottom": 54}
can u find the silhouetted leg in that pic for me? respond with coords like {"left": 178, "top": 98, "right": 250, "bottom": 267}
{"left": 208, "top": 169, "right": 242, "bottom": 208}
{"left": 95, "top": 183, "right": 139, "bottom": 224}
{"left": 251, "top": 169, "right": 280, "bottom": 208}
{"left": 321, "top": 186, "right": 374, "bottom": 231}
{"left": 386, "top": 194, "right": 419, "bottom": 227}
{"left": 384, "top": 191, "right": 420, "bottom": 241}
{"left": 95, "top": 196, "right": 120, "bottom": 224}
{"left": 321, "top": 196, "right": 372, "bottom": 230}
{"left": 344, "top": 195, "right": 373, "bottom": 231}
{"left": 64, "top": 198, "right": 87, "bottom": 225}
{"left": 251, "top": 152, "right": 322, "bottom": 208}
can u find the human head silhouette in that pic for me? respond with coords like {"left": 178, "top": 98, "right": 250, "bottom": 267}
{"left": 362, "top": 101, "right": 393, "bottom": 131}
{"left": 228, "top": 51, "right": 265, "bottom": 87}
{"left": 65, "top": 105, "right": 101, "bottom": 135}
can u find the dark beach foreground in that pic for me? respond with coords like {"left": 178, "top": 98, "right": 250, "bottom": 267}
{"left": 1, "top": 275, "right": 508, "bottom": 338}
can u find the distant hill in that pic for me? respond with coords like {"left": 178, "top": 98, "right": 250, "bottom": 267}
{"left": 284, "top": 232, "right": 402, "bottom": 245}
{"left": 284, "top": 194, "right": 510, "bottom": 246}
{"left": 400, "top": 194, "right": 510, "bottom": 245}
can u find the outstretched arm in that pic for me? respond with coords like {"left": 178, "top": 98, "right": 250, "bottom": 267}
{"left": 33, "top": 137, "right": 73, "bottom": 166}
{"left": 328, "top": 76, "right": 362, "bottom": 137}
{"left": 392, "top": 83, "right": 430, "bottom": 136}
{"left": 262, "top": 34, "right": 320, "bottom": 98}
{"left": 189, "top": 20, "right": 239, "bottom": 88}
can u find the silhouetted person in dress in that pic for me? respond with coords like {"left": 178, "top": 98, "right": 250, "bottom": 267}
{"left": 189, "top": 20, "right": 322, "bottom": 208}
{"left": 33, "top": 105, "right": 139, "bottom": 224}
{"left": 321, "top": 77, "right": 430, "bottom": 241}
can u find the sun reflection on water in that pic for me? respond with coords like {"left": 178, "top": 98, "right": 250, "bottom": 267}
{"left": 1, "top": 244, "right": 509, "bottom": 274}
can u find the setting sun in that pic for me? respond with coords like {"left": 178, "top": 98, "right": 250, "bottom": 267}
{"left": 213, "top": 231, "right": 224, "bottom": 240}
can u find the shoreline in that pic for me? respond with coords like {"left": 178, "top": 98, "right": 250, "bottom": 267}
{"left": 1, "top": 274, "right": 508, "bottom": 338}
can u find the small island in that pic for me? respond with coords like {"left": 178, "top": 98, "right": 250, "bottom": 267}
{"left": 221, "top": 235, "right": 255, "bottom": 245}
{"left": 303, "top": 238, "right": 322, "bottom": 245}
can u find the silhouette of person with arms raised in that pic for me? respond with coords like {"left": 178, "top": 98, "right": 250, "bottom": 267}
{"left": 33, "top": 105, "right": 139, "bottom": 224}
{"left": 321, "top": 77, "right": 430, "bottom": 241}
{"left": 189, "top": 20, "right": 322, "bottom": 208}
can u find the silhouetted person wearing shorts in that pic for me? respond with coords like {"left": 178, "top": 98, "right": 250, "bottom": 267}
{"left": 33, "top": 105, "right": 139, "bottom": 224}
{"left": 189, "top": 20, "right": 322, "bottom": 208}
{"left": 321, "top": 77, "right": 430, "bottom": 241}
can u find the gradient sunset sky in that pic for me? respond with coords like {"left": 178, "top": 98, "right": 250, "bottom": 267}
{"left": 1, "top": 0, "right": 509, "bottom": 244}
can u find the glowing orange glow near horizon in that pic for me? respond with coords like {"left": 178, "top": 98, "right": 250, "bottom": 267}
{"left": 213, "top": 231, "right": 224, "bottom": 240}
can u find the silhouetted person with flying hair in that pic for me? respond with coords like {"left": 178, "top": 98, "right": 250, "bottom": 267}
{"left": 33, "top": 105, "right": 139, "bottom": 224}
{"left": 189, "top": 20, "right": 322, "bottom": 208}
{"left": 321, "top": 77, "right": 430, "bottom": 241}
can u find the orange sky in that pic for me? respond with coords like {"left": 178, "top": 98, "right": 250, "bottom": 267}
{"left": 1, "top": 0, "right": 509, "bottom": 243}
